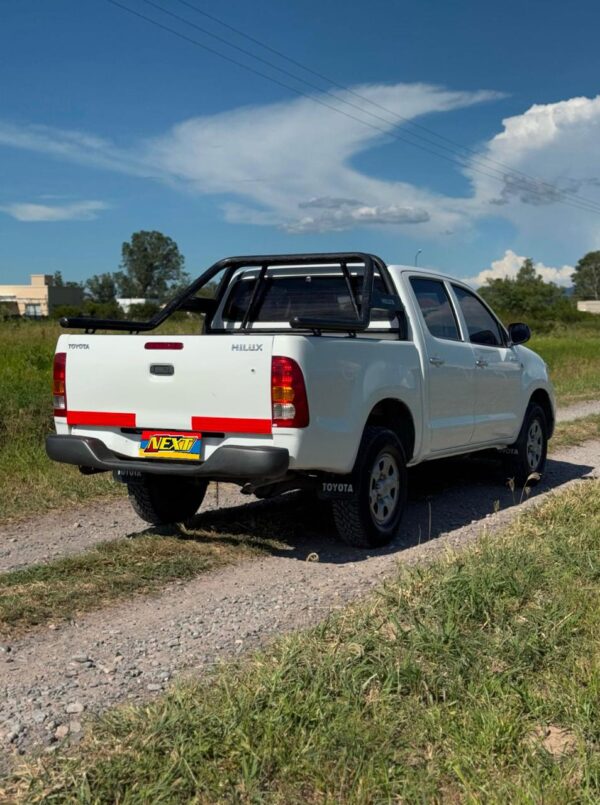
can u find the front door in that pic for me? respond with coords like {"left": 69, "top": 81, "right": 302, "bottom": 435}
{"left": 451, "top": 285, "right": 523, "bottom": 444}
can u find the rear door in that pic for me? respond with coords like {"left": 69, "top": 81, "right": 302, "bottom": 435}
{"left": 62, "top": 333, "right": 275, "bottom": 435}
{"left": 409, "top": 276, "right": 475, "bottom": 452}
{"left": 450, "top": 285, "right": 523, "bottom": 444}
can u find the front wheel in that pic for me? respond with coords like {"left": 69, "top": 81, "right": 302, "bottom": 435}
{"left": 126, "top": 475, "right": 208, "bottom": 525}
{"left": 332, "top": 427, "right": 407, "bottom": 548}
{"left": 503, "top": 403, "right": 548, "bottom": 487}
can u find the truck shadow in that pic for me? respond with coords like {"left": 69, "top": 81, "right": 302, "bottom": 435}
{"left": 139, "top": 453, "right": 595, "bottom": 565}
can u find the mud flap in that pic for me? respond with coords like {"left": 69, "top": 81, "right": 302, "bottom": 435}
{"left": 317, "top": 474, "right": 356, "bottom": 500}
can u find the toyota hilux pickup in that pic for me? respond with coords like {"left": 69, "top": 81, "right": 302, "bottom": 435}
{"left": 47, "top": 252, "right": 555, "bottom": 548}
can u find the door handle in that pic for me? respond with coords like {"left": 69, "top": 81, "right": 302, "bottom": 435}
{"left": 475, "top": 358, "right": 488, "bottom": 368}
{"left": 429, "top": 356, "right": 445, "bottom": 366}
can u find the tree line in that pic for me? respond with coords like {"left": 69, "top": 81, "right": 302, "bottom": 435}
{"left": 52, "top": 230, "right": 600, "bottom": 325}
{"left": 479, "top": 253, "right": 600, "bottom": 327}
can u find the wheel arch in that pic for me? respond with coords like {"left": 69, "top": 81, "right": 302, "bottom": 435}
{"left": 529, "top": 388, "right": 555, "bottom": 438}
{"left": 365, "top": 398, "right": 416, "bottom": 462}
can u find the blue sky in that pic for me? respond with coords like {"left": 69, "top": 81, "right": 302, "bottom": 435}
{"left": 1, "top": 0, "right": 600, "bottom": 286}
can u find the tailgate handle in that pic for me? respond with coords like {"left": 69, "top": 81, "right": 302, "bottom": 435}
{"left": 150, "top": 364, "right": 174, "bottom": 376}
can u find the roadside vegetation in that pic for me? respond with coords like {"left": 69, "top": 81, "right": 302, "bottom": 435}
{"left": 532, "top": 333, "right": 600, "bottom": 404}
{"left": 0, "top": 322, "right": 122, "bottom": 523}
{"left": 1, "top": 318, "right": 599, "bottom": 522}
{"left": 551, "top": 414, "right": 600, "bottom": 451}
{"left": 6, "top": 480, "right": 599, "bottom": 803}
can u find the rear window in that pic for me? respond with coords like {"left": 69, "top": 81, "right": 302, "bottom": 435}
{"left": 221, "top": 270, "right": 395, "bottom": 324}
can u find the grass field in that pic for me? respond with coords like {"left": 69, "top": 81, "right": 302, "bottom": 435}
{"left": 530, "top": 333, "right": 600, "bottom": 404}
{"left": 0, "top": 322, "right": 122, "bottom": 522}
{"left": 6, "top": 480, "right": 599, "bottom": 803}
{"left": 1, "top": 320, "right": 599, "bottom": 522}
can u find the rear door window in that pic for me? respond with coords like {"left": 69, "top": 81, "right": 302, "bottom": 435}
{"left": 409, "top": 277, "right": 461, "bottom": 341}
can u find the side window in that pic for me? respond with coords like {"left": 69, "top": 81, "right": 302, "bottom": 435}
{"left": 452, "top": 286, "right": 504, "bottom": 347}
{"left": 409, "top": 277, "right": 460, "bottom": 341}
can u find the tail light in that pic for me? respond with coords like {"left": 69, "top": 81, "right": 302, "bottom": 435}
{"left": 271, "top": 356, "right": 309, "bottom": 428}
{"left": 53, "top": 352, "right": 67, "bottom": 417}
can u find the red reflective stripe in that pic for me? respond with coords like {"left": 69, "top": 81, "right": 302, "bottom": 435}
{"left": 191, "top": 416, "right": 272, "bottom": 434}
{"left": 144, "top": 342, "right": 184, "bottom": 350}
{"left": 67, "top": 411, "right": 137, "bottom": 427}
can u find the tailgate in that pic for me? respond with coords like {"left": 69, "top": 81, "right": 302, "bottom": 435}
{"left": 59, "top": 334, "right": 275, "bottom": 434}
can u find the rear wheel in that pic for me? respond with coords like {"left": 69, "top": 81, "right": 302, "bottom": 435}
{"left": 126, "top": 475, "right": 208, "bottom": 525}
{"left": 332, "top": 427, "right": 407, "bottom": 548}
{"left": 503, "top": 403, "right": 548, "bottom": 487}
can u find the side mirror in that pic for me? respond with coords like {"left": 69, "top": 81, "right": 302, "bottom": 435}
{"left": 508, "top": 322, "right": 531, "bottom": 345}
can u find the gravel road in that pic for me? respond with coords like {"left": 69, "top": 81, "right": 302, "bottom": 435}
{"left": 555, "top": 399, "right": 600, "bottom": 422}
{"left": 2, "top": 398, "right": 599, "bottom": 575}
{"left": 0, "top": 484, "right": 247, "bottom": 574}
{"left": 1, "top": 439, "right": 598, "bottom": 767}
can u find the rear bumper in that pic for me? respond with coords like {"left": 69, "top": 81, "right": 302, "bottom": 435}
{"left": 46, "top": 434, "right": 289, "bottom": 482}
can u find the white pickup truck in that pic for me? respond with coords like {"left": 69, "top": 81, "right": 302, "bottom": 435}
{"left": 47, "top": 252, "right": 555, "bottom": 548}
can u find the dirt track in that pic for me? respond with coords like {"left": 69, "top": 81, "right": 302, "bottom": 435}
{"left": 1, "top": 438, "right": 598, "bottom": 767}
{"left": 1, "top": 398, "right": 598, "bottom": 575}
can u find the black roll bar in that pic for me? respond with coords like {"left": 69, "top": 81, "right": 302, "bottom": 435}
{"left": 60, "top": 252, "right": 401, "bottom": 334}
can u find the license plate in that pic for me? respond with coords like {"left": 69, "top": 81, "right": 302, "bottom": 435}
{"left": 139, "top": 431, "right": 202, "bottom": 461}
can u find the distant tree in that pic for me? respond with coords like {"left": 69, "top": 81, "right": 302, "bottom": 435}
{"left": 479, "top": 258, "right": 572, "bottom": 320}
{"left": 52, "top": 270, "right": 82, "bottom": 289}
{"left": 572, "top": 251, "right": 600, "bottom": 300}
{"left": 86, "top": 272, "right": 118, "bottom": 303}
{"left": 114, "top": 231, "right": 188, "bottom": 302}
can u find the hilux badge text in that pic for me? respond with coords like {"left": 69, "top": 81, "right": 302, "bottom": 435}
{"left": 231, "top": 344, "right": 263, "bottom": 352}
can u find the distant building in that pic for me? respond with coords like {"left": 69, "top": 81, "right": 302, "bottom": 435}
{"left": 117, "top": 298, "right": 159, "bottom": 314}
{"left": 577, "top": 300, "right": 600, "bottom": 315}
{"left": 0, "top": 274, "right": 83, "bottom": 317}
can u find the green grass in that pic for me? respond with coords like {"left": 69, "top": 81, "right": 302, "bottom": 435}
{"left": 530, "top": 332, "right": 600, "bottom": 404}
{"left": 1, "top": 320, "right": 598, "bottom": 522}
{"left": 6, "top": 481, "right": 600, "bottom": 803}
{"left": 551, "top": 414, "right": 600, "bottom": 451}
{"left": 0, "top": 321, "right": 121, "bottom": 522}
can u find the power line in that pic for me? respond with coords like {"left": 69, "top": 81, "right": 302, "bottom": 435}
{"left": 171, "top": 0, "right": 600, "bottom": 213}
{"left": 102, "top": 0, "right": 600, "bottom": 216}
{"left": 140, "top": 0, "right": 600, "bottom": 214}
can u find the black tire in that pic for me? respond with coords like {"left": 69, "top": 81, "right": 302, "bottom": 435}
{"left": 503, "top": 403, "right": 548, "bottom": 487}
{"left": 126, "top": 475, "right": 208, "bottom": 525}
{"left": 332, "top": 427, "right": 407, "bottom": 548}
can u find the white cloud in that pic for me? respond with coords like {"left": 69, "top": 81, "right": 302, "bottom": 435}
{"left": 284, "top": 199, "right": 430, "bottom": 233}
{"left": 0, "top": 83, "right": 500, "bottom": 234}
{"left": 2, "top": 86, "right": 600, "bottom": 250}
{"left": 143, "top": 82, "right": 502, "bottom": 234}
{"left": 463, "top": 249, "right": 574, "bottom": 288}
{"left": 0, "top": 122, "right": 157, "bottom": 179}
{"left": 0, "top": 200, "right": 109, "bottom": 222}
{"left": 465, "top": 96, "right": 600, "bottom": 245}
